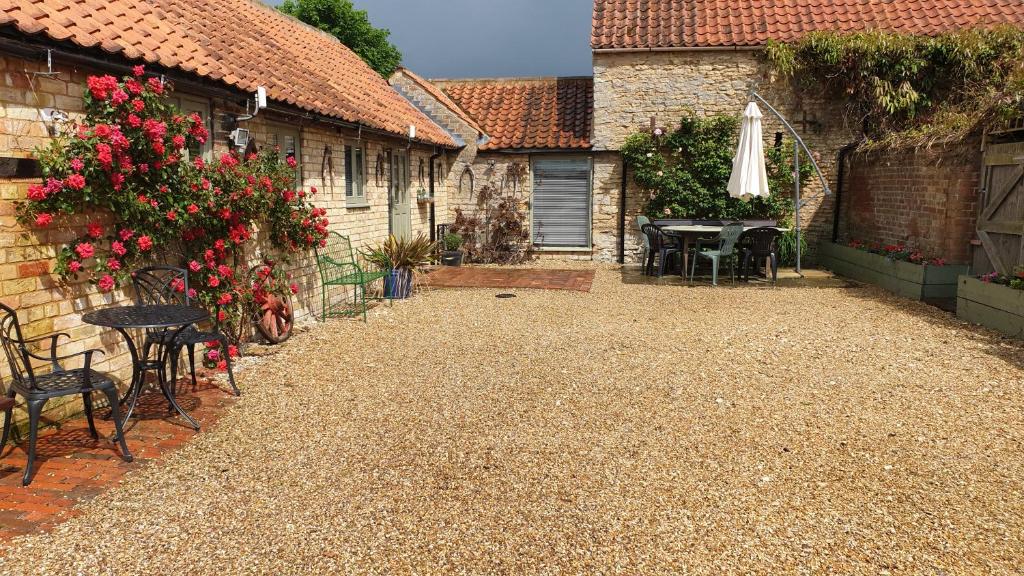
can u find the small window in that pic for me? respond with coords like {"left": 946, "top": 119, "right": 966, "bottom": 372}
{"left": 266, "top": 125, "right": 301, "bottom": 181}
{"left": 345, "top": 145, "right": 366, "bottom": 206}
{"left": 170, "top": 95, "right": 212, "bottom": 161}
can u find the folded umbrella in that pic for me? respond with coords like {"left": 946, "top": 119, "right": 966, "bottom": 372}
{"left": 727, "top": 102, "right": 771, "bottom": 202}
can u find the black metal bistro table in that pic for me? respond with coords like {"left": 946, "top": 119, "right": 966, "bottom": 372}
{"left": 82, "top": 304, "right": 209, "bottom": 433}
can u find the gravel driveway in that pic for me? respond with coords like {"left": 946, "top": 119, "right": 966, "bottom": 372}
{"left": 2, "top": 266, "right": 1022, "bottom": 574}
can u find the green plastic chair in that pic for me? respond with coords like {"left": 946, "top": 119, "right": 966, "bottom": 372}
{"left": 636, "top": 215, "right": 651, "bottom": 270}
{"left": 314, "top": 232, "right": 388, "bottom": 322}
{"left": 689, "top": 222, "right": 745, "bottom": 286}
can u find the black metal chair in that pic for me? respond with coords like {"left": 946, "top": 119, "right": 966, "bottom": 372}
{"left": 0, "top": 303, "right": 132, "bottom": 485}
{"left": 641, "top": 223, "right": 684, "bottom": 277}
{"left": 738, "top": 226, "right": 782, "bottom": 283}
{"left": 131, "top": 266, "right": 240, "bottom": 398}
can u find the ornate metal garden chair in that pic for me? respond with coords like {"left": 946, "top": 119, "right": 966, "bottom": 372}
{"left": 314, "top": 232, "right": 388, "bottom": 322}
{"left": 131, "top": 266, "right": 240, "bottom": 397}
{"left": 0, "top": 303, "right": 132, "bottom": 486}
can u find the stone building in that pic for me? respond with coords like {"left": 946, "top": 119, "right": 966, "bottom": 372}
{"left": 0, "top": 0, "right": 457, "bottom": 425}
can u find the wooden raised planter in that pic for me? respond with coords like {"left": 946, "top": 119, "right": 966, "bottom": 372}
{"left": 818, "top": 242, "right": 968, "bottom": 300}
{"left": 957, "top": 276, "right": 1024, "bottom": 338}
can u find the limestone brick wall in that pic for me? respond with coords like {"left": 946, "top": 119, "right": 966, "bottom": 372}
{"left": 0, "top": 54, "right": 437, "bottom": 432}
{"left": 592, "top": 50, "right": 860, "bottom": 261}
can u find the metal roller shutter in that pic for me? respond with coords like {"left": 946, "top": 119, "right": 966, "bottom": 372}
{"left": 532, "top": 158, "right": 591, "bottom": 248}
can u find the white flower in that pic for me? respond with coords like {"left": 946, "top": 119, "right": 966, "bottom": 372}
{"left": 656, "top": 171, "right": 663, "bottom": 177}
{"left": 653, "top": 128, "right": 664, "bottom": 136}
{"left": 646, "top": 152, "right": 653, "bottom": 158}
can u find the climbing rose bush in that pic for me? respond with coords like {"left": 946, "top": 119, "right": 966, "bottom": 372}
{"left": 16, "top": 67, "right": 328, "bottom": 343}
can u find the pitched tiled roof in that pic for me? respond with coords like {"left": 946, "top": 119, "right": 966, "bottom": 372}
{"left": 0, "top": 0, "right": 455, "bottom": 146}
{"left": 393, "top": 67, "right": 485, "bottom": 136}
{"left": 592, "top": 0, "right": 1024, "bottom": 49}
{"left": 434, "top": 78, "right": 593, "bottom": 151}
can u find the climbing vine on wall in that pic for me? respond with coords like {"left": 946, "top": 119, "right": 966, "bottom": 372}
{"left": 621, "top": 114, "right": 811, "bottom": 222}
{"left": 16, "top": 67, "right": 329, "bottom": 340}
{"left": 765, "top": 28, "right": 1024, "bottom": 144}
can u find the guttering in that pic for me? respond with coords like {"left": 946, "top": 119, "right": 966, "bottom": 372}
{"left": 831, "top": 140, "right": 863, "bottom": 243}
{"left": 593, "top": 45, "right": 763, "bottom": 54}
{"left": 0, "top": 31, "right": 457, "bottom": 150}
{"left": 617, "top": 152, "right": 627, "bottom": 264}
{"left": 429, "top": 150, "right": 442, "bottom": 241}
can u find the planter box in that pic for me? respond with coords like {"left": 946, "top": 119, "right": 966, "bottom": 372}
{"left": 818, "top": 242, "right": 968, "bottom": 300}
{"left": 957, "top": 276, "right": 1024, "bottom": 338}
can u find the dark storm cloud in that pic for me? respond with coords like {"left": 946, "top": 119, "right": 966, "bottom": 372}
{"left": 269, "top": 0, "right": 594, "bottom": 78}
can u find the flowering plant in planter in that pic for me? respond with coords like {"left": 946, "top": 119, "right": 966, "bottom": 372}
{"left": 16, "top": 67, "right": 329, "bottom": 365}
{"left": 847, "top": 240, "right": 947, "bottom": 266}
{"left": 980, "top": 267, "right": 1024, "bottom": 289}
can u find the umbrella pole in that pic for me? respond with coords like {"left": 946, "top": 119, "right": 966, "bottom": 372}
{"left": 794, "top": 139, "right": 802, "bottom": 276}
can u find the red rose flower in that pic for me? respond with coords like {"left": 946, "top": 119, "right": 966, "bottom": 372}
{"left": 189, "top": 261, "right": 202, "bottom": 272}
{"left": 27, "top": 185, "right": 47, "bottom": 201}
{"left": 65, "top": 173, "right": 86, "bottom": 190}
{"left": 97, "top": 275, "right": 115, "bottom": 292}
{"left": 106, "top": 258, "right": 122, "bottom": 271}
{"left": 87, "top": 222, "right": 103, "bottom": 238}
{"left": 217, "top": 292, "right": 233, "bottom": 305}
{"left": 68, "top": 260, "right": 82, "bottom": 273}
{"left": 137, "top": 235, "right": 153, "bottom": 251}
{"left": 74, "top": 242, "right": 95, "bottom": 259}
{"left": 119, "top": 228, "right": 134, "bottom": 241}
{"left": 34, "top": 213, "right": 53, "bottom": 227}
{"left": 207, "top": 275, "right": 220, "bottom": 288}
{"left": 111, "top": 241, "right": 127, "bottom": 256}
{"left": 289, "top": 283, "right": 299, "bottom": 294}
{"left": 132, "top": 65, "right": 145, "bottom": 77}
{"left": 166, "top": 210, "right": 177, "bottom": 221}
{"left": 187, "top": 203, "right": 199, "bottom": 215}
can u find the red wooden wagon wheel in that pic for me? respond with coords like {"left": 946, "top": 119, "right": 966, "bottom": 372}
{"left": 249, "top": 263, "right": 293, "bottom": 344}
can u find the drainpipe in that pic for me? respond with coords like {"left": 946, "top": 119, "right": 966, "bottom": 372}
{"left": 618, "top": 153, "right": 627, "bottom": 264}
{"left": 429, "top": 151, "right": 442, "bottom": 241}
{"left": 831, "top": 140, "right": 861, "bottom": 243}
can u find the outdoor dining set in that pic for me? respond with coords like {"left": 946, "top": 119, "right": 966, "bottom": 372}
{"left": 0, "top": 266, "right": 239, "bottom": 486}
{"left": 638, "top": 217, "right": 785, "bottom": 285}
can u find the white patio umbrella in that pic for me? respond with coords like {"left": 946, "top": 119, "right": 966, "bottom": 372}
{"left": 727, "top": 102, "right": 771, "bottom": 202}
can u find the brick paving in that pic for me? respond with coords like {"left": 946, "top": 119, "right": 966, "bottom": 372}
{"left": 426, "top": 266, "right": 594, "bottom": 292}
{"left": 0, "top": 376, "right": 236, "bottom": 542}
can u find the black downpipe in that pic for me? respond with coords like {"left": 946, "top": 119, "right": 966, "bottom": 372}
{"left": 617, "top": 153, "right": 627, "bottom": 264}
{"left": 831, "top": 141, "right": 860, "bottom": 243}
{"left": 429, "top": 152, "right": 441, "bottom": 242}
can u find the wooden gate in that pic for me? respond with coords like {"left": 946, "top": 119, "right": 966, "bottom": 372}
{"left": 976, "top": 141, "right": 1024, "bottom": 275}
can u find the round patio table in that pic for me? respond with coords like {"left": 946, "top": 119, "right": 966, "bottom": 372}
{"left": 82, "top": 304, "right": 209, "bottom": 434}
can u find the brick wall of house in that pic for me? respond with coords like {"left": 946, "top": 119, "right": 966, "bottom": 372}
{"left": 0, "top": 54, "right": 440, "bottom": 432}
{"left": 592, "top": 50, "right": 859, "bottom": 261}
{"left": 838, "top": 139, "right": 982, "bottom": 264}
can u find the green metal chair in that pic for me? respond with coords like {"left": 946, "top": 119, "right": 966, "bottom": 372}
{"left": 314, "top": 232, "right": 388, "bottom": 322}
{"left": 689, "top": 222, "right": 745, "bottom": 286}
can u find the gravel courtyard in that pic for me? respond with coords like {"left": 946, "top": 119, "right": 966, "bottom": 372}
{"left": 2, "top": 266, "right": 1022, "bottom": 574}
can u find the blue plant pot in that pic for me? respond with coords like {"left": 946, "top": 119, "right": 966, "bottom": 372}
{"left": 383, "top": 267, "right": 413, "bottom": 299}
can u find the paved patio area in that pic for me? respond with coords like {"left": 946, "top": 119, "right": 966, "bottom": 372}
{"left": 425, "top": 266, "right": 594, "bottom": 292}
{"left": 1, "top": 265, "right": 1022, "bottom": 574}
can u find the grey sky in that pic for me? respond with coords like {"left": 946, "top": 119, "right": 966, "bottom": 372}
{"left": 270, "top": 0, "right": 594, "bottom": 79}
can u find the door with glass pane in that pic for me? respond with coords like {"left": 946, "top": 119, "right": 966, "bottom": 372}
{"left": 390, "top": 150, "right": 411, "bottom": 240}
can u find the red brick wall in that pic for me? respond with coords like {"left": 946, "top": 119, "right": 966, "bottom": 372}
{"left": 838, "top": 139, "right": 981, "bottom": 264}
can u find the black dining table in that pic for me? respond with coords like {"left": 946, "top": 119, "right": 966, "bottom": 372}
{"left": 81, "top": 304, "right": 209, "bottom": 433}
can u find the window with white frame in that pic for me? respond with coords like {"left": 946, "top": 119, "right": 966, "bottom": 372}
{"left": 345, "top": 144, "right": 367, "bottom": 206}
{"left": 266, "top": 125, "right": 300, "bottom": 180}
{"left": 170, "top": 95, "right": 212, "bottom": 161}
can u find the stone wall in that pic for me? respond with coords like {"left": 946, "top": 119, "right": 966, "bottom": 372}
{"left": 592, "top": 50, "right": 860, "bottom": 261}
{"left": 0, "top": 54, "right": 439, "bottom": 431}
{"left": 838, "top": 139, "right": 982, "bottom": 264}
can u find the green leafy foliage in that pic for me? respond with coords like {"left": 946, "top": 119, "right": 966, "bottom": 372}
{"left": 362, "top": 234, "right": 436, "bottom": 270}
{"left": 620, "top": 114, "right": 812, "bottom": 222}
{"left": 442, "top": 233, "right": 463, "bottom": 252}
{"left": 278, "top": 0, "right": 403, "bottom": 77}
{"left": 765, "top": 28, "right": 1024, "bottom": 141}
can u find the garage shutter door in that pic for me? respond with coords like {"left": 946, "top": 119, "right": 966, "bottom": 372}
{"left": 532, "top": 158, "right": 591, "bottom": 248}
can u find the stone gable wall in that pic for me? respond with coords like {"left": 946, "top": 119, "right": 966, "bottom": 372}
{"left": 593, "top": 50, "right": 860, "bottom": 261}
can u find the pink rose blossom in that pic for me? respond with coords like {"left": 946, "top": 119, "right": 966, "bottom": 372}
{"left": 97, "top": 274, "right": 116, "bottom": 292}
{"left": 74, "top": 242, "right": 95, "bottom": 259}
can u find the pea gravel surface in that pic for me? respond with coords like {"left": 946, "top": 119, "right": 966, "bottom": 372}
{"left": 2, "top": 266, "right": 1023, "bottom": 575}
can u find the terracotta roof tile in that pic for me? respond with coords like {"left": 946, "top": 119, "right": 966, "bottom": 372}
{"left": 1, "top": 0, "right": 454, "bottom": 147}
{"left": 592, "top": 0, "right": 1024, "bottom": 49}
{"left": 434, "top": 77, "right": 593, "bottom": 151}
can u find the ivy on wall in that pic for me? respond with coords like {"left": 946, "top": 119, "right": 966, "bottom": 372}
{"left": 621, "top": 114, "right": 811, "bottom": 223}
{"left": 765, "top": 28, "right": 1024, "bottom": 145}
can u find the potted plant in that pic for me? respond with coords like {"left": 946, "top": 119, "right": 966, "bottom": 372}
{"left": 440, "top": 233, "right": 464, "bottom": 266}
{"left": 363, "top": 234, "right": 435, "bottom": 299}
